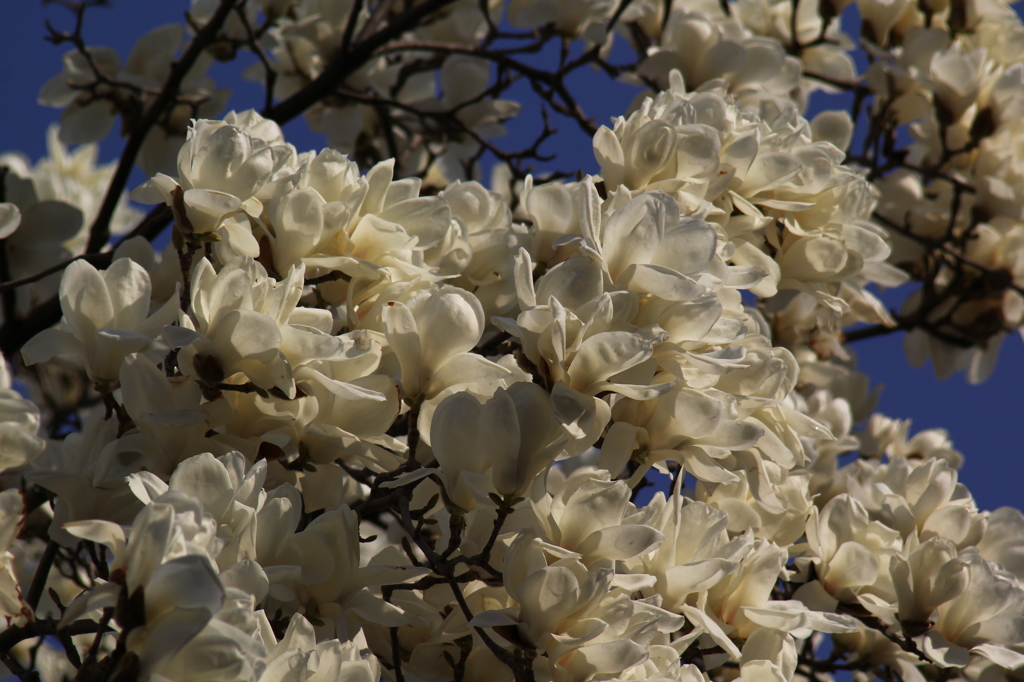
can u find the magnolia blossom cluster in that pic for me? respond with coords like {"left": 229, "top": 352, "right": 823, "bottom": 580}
{"left": 587, "top": 76, "right": 906, "bottom": 343}
{"left": 4, "top": 0, "right": 1024, "bottom": 679}
{"left": 1, "top": 94, "right": 1023, "bottom": 682}
{"left": 39, "top": 21, "right": 229, "bottom": 176}
{"left": 234, "top": 0, "right": 518, "bottom": 181}
{"left": 28, "top": 0, "right": 1024, "bottom": 375}
{"left": 861, "top": 0, "right": 1024, "bottom": 380}
{"left": 0, "top": 128, "right": 141, "bottom": 316}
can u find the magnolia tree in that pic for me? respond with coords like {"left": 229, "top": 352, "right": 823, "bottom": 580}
{"left": 1, "top": 0, "right": 1024, "bottom": 680}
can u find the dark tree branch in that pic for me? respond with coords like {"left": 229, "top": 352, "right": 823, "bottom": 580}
{"left": 25, "top": 540, "right": 60, "bottom": 613}
{"left": 262, "top": 0, "right": 464, "bottom": 125}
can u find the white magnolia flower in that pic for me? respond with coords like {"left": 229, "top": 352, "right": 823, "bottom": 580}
{"left": 261, "top": 613, "right": 381, "bottom": 682}
{"left": 532, "top": 469, "right": 665, "bottom": 567}
{"left": 603, "top": 386, "right": 764, "bottom": 486}
{"left": 0, "top": 489, "right": 25, "bottom": 620}
{"left": 127, "top": 451, "right": 267, "bottom": 568}
{"left": 59, "top": 492, "right": 244, "bottom": 677}
{"left": 839, "top": 456, "right": 985, "bottom": 549}
{"left": 493, "top": 532, "right": 682, "bottom": 679}
{"left": 797, "top": 494, "right": 902, "bottom": 608}
{"left": 978, "top": 507, "right": 1024, "bottom": 582}
{"left": 695, "top": 464, "right": 813, "bottom": 546}
{"left": 919, "top": 554, "right": 1024, "bottom": 670}
{"left": 636, "top": 491, "right": 753, "bottom": 612}
{"left": 22, "top": 258, "right": 178, "bottom": 383}
{"left": 174, "top": 257, "right": 369, "bottom": 399}
{"left": 254, "top": 496, "right": 425, "bottom": 636}
{"left": 856, "top": 0, "right": 913, "bottom": 44}
{"left": 889, "top": 536, "right": 968, "bottom": 628}
{"left": 637, "top": 12, "right": 802, "bottom": 109}
{"left": 431, "top": 381, "right": 571, "bottom": 508}
{"left": 0, "top": 355, "right": 45, "bottom": 474}
{"left": 582, "top": 190, "right": 719, "bottom": 303}
{"left": 132, "top": 112, "right": 292, "bottom": 251}
{"left": 382, "top": 284, "right": 506, "bottom": 399}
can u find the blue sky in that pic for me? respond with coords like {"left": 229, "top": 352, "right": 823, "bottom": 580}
{"left": 0, "top": 0, "right": 1021, "bottom": 512}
